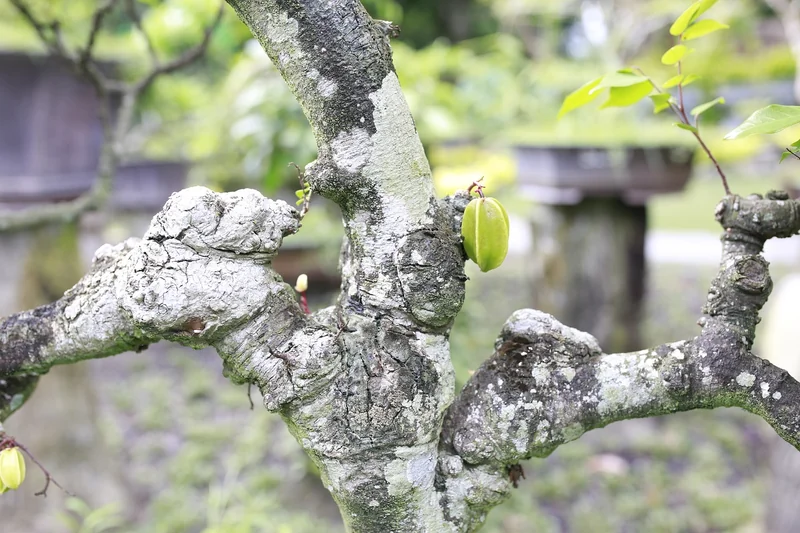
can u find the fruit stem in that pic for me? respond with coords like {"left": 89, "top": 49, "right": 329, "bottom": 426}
{"left": 468, "top": 177, "right": 486, "bottom": 198}
{"left": 0, "top": 433, "right": 70, "bottom": 497}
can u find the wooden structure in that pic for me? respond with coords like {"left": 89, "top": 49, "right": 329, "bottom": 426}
{"left": 0, "top": 51, "right": 187, "bottom": 532}
{"left": 516, "top": 145, "right": 693, "bottom": 352}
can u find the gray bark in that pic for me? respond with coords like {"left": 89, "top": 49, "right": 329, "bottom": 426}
{"left": 3, "top": 2, "right": 800, "bottom": 532}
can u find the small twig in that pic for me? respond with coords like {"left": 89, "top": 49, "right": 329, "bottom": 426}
{"left": 676, "top": 60, "right": 689, "bottom": 121}
{"left": 247, "top": 383, "right": 254, "bottom": 410}
{"left": 291, "top": 163, "right": 313, "bottom": 219}
{"left": 786, "top": 147, "right": 800, "bottom": 161}
{"left": 0, "top": 435, "right": 70, "bottom": 497}
{"left": 8, "top": 0, "right": 62, "bottom": 55}
{"left": 78, "top": 0, "right": 118, "bottom": 72}
{"left": 467, "top": 177, "right": 485, "bottom": 198}
{"left": 633, "top": 63, "right": 731, "bottom": 196}
{"left": 133, "top": 2, "right": 224, "bottom": 93}
{"left": 125, "top": 0, "right": 159, "bottom": 67}
{"left": 691, "top": 125, "right": 731, "bottom": 195}
{"left": 17, "top": 443, "right": 70, "bottom": 497}
{"left": 674, "top": 56, "right": 731, "bottom": 195}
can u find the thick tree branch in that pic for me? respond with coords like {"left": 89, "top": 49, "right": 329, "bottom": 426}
{"left": 0, "top": 188, "right": 309, "bottom": 417}
{"left": 438, "top": 192, "right": 800, "bottom": 531}
{"left": 0, "top": 238, "right": 150, "bottom": 379}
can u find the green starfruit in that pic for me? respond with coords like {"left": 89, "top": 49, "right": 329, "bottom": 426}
{"left": 0, "top": 447, "right": 26, "bottom": 490}
{"left": 461, "top": 197, "right": 510, "bottom": 272}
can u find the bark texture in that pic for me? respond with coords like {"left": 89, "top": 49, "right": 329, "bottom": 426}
{"left": 3, "top": 2, "right": 800, "bottom": 532}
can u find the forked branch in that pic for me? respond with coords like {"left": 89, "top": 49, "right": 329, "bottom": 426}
{"left": 438, "top": 192, "right": 800, "bottom": 531}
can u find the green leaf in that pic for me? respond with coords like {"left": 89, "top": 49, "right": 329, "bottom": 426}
{"left": 296, "top": 199, "right": 304, "bottom": 206}
{"left": 295, "top": 189, "right": 305, "bottom": 198}
{"left": 670, "top": 2, "right": 701, "bottom": 36}
{"left": 674, "top": 122, "right": 699, "bottom": 133}
{"left": 662, "top": 45, "right": 688, "bottom": 65}
{"left": 690, "top": 96, "right": 725, "bottom": 116}
{"left": 782, "top": 139, "right": 800, "bottom": 162}
{"left": 670, "top": 0, "right": 719, "bottom": 36}
{"left": 558, "top": 77, "right": 604, "bottom": 118}
{"left": 601, "top": 81, "right": 653, "bottom": 109}
{"left": 694, "top": 0, "right": 719, "bottom": 18}
{"left": 662, "top": 74, "right": 702, "bottom": 89}
{"left": 663, "top": 75, "right": 684, "bottom": 88}
{"left": 682, "top": 19, "right": 729, "bottom": 40}
{"left": 598, "top": 71, "right": 648, "bottom": 88}
{"left": 650, "top": 94, "right": 673, "bottom": 114}
{"left": 682, "top": 74, "right": 701, "bottom": 87}
{"left": 724, "top": 105, "right": 800, "bottom": 139}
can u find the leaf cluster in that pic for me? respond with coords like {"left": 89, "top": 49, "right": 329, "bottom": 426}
{"left": 558, "top": 0, "right": 800, "bottom": 191}
{"left": 559, "top": 0, "right": 728, "bottom": 124}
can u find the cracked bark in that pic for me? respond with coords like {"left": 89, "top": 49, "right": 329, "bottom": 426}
{"left": 3, "top": 2, "right": 800, "bottom": 532}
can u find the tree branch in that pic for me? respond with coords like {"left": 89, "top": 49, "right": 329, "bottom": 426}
{"left": 438, "top": 192, "right": 800, "bottom": 531}
{"left": 78, "top": 0, "right": 118, "bottom": 72}
{"left": 0, "top": 188, "right": 311, "bottom": 416}
{"left": 133, "top": 3, "right": 224, "bottom": 93}
{"left": 125, "top": 0, "right": 159, "bottom": 66}
{"left": 0, "top": 238, "right": 150, "bottom": 379}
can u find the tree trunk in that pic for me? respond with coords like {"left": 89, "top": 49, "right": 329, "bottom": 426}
{"left": 5, "top": 3, "right": 800, "bottom": 533}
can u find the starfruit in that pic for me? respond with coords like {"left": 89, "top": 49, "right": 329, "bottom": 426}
{"left": 461, "top": 197, "right": 510, "bottom": 272}
{"left": 0, "top": 447, "right": 26, "bottom": 490}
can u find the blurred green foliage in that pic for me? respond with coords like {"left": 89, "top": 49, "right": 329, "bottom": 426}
{"left": 0, "top": 0, "right": 795, "bottom": 195}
